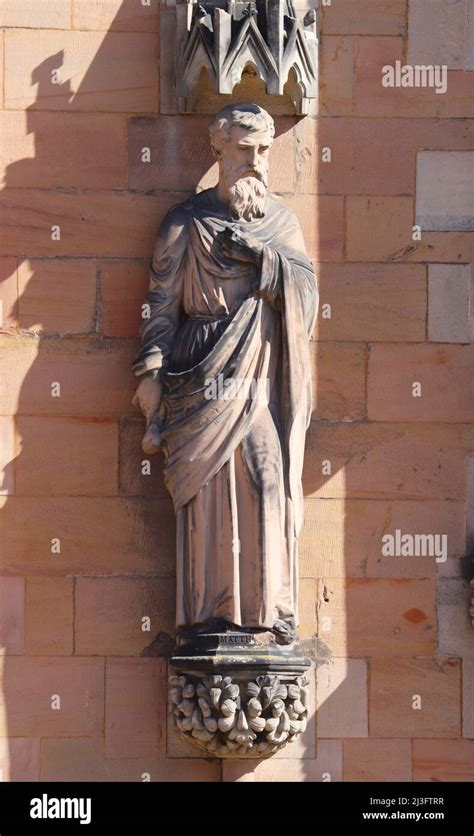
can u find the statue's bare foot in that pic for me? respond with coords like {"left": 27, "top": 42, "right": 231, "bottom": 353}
{"left": 272, "top": 618, "right": 297, "bottom": 645}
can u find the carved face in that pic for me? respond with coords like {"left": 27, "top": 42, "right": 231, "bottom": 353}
{"left": 220, "top": 125, "right": 272, "bottom": 186}
{"left": 219, "top": 126, "right": 272, "bottom": 220}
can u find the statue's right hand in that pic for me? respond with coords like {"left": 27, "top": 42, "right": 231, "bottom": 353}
{"left": 132, "top": 376, "right": 162, "bottom": 427}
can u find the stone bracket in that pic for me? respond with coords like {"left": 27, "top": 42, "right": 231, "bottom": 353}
{"left": 169, "top": 669, "right": 311, "bottom": 757}
{"left": 168, "top": 626, "right": 312, "bottom": 758}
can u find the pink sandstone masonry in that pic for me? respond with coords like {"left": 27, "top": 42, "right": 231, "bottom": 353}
{"left": 0, "top": 0, "right": 473, "bottom": 783}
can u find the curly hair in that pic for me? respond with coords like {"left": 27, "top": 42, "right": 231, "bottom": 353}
{"left": 209, "top": 103, "right": 275, "bottom": 158}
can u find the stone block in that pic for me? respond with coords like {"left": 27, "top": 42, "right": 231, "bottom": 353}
{"left": 0, "top": 496, "right": 175, "bottom": 577}
{"left": 343, "top": 739, "right": 412, "bottom": 781}
{"left": 73, "top": 0, "right": 159, "bottom": 32}
{"left": 0, "top": 577, "right": 25, "bottom": 655}
{"left": 0, "top": 658, "right": 104, "bottom": 736}
{"left": 4, "top": 30, "right": 158, "bottom": 112}
{"left": 416, "top": 151, "right": 474, "bottom": 232}
{"left": 438, "top": 579, "right": 474, "bottom": 658}
{"left": 318, "top": 578, "right": 436, "bottom": 657}
{"left": 368, "top": 344, "right": 474, "bottom": 422}
{"left": 316, "top": 658, "right": 368, "bottom": 737}
{"left": 408, "top": 0, "right": 467, "bottom": 69}
{"left": 75, "top": 577, "right": 175, "bottom": 655}
{"left": 413, "top": 739, "right": 474, "bottom": 781}
{"left": 105, "top": 658, "right": 166, "bottom": 758}
{"left": 0, "top": 112, "right": 126, "bottom": 189}
{"left": 369, "top": 657, "right": 461, "bottom": 737}
{"left": 15, "top": 417, "right": 118, "bottom": 496}
{"left": 17, "top": 259, "right": 97, "bottom": 335}
{"left": 428, "top": 264, "right": 473, "bottom": 343}
{"left": 26, "top": 577, "right": 73, "bottom": 655}
{"left": 41, "top": 738, "right": 219, "bottom": 781}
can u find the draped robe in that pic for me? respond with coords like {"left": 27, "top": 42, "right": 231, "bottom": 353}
{"left": 133, "top": 187, "right": 318, "bottom": 631}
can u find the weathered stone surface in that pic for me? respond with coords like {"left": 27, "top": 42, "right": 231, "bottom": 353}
{"left": 316, "top": 659, "right": 368, "bottom": 738}
{"left": 321, "top": 0, "right": 406, "bottom": 35}
{"left": 119, "top": 418, "right": 170, "bottom": 499}
{"left": 354, "top": 36, "right": 474, "bottom": 119}
{"left": 298, "top": 578, "right": 318, "bottom": 641}
{"left": 0, "top": 738, "right": 40, "bottom": 782}
{"left": 41, "top": 738, "right": 219, "bottom": 781}
{"left": 408, "top": 0, "right": 467, "bottom": 69}
{"left": 0, "top": 190, "right": 177, "bottom": 258}
{"left": 303, "top": 422, "right": 474, "bottom": 501}
{"left": 317, "top": 578, "right": 436, "bottom": 657}
{"left": 468, "top": 0, "right": 474, "bottom": 70}
{"left": 320, "top": 36, "right": 354, "bottom": 116}
{"left": 300, "top": 498, "right": 465, "bottom": 579}
{"left": 284, "top": 195, "right": 344, "bottom": 261}
{"left": 17, "top": 260, "right": 97, "bottom": 335}
{"left": 0, "top": 416, "right": 15, "bottom": 495}
{"left": 26, "top": 577, "right": 73, "bottom": 655}
{"left": 369, "top": 657, "right": 461, "bottom": 737}
{"left": 0, "top": 112, "right": 126, "bottom": 189}
{"left": 0, "top": 258, "right": 18, "bottom": 330}
{"left": 347, "top": 196, "right": 473, "bottom": 262}
{"left": 413, "top": 739, "right": 474, "bottom": 781}
{"left": 100, "top": 260, "right": 149, "bottom": 338}
{"left": 462, "top": 658, "right": 474, "bottom": 739}
{"left": 311, "top": 342, "right": 366, "bottom": 421}
{"left": 222, "top": 741, "right": 343, "bottom": 781}
{"left": 0, "top": 577, "right": 25, "bottom": 654}
{"left": 0, "top": 496, "right": 175, "bottom": 577}
{"left": 3, "top": 0, "right": 472, "bottom": 785}
{"left": 105, "top": 658, "right": 166, "bottom": 759}
{"left": 428, "top": 264, "right": 473, "bottom": 343}
{"left": 0, "top": 335, "right": 136, "bottom": 418}
{"left": 4, "top": 30, "right": 158, "bottom": 112}
{"left": 346, "top": 196, "right": 412, "bottom": 261}
{"left": 75, "top": 577, "right": 175, "bottom": 655}
{"left": 73, "top": 0, "right": 159, "bottom": 32}
{"left": 416, "top": 152, "right": 474, "bottom": 232}
{"left": 438, "top": 579, "right": 474, "bottom": 658}
{"left": 296, "top": 118, "right": 473, "bottom": 196}
{"left": 0, "top": 658, "right": 104, "bottom": 736}
{"left": 344, "top": 739, "right": 412, "bottom": 782}
{"left": 14, "top": 417, "right": 118, "bottom": 496}
{"left": 0, "top": 32, "right": 3, "bottom": 110}
{"left": 0, "top": 0, "right": 71, "bottom": 28}
{"left": 368, "top": 344, "right": 474, "bottom": 422}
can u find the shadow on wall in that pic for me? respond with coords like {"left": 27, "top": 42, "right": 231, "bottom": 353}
{"left": 0, "top": 0, "right": 427, "bottom": 785}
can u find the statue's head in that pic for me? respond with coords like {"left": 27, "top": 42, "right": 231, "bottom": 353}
{"left": 209, "top": 103, "right": 274, "bottom": 221}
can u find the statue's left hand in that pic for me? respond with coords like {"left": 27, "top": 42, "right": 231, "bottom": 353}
{"left": 132, "top": 376, "right": 163, "bottom": 455}
{"left": 215, "top": 225, "right": 263, "bottom": 268}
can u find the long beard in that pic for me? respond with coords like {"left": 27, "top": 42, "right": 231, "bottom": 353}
{"left": 222, "top": 161, "right": 268, "bottom": 221}
{"left": 228, "top": 176, "right": 267, "bottom": 221}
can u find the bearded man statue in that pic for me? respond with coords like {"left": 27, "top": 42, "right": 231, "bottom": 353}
{"left": 132, "top": 103, "right": 318, "bottom": 649}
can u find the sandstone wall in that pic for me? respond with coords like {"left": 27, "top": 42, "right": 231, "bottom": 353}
{"left": 0, "top": 0, "right": 473, "bottom": 782}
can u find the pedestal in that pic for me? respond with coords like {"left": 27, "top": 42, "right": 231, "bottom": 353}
{"left": 168, "top": 623, "right": 312, "bottom": 758}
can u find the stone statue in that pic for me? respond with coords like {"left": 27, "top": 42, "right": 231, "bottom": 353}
{"left": 132, "top": 103, "right": 318, "bottom": 650}
{"left": 132, "top": 103, "right": 318, "bottom": 757}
